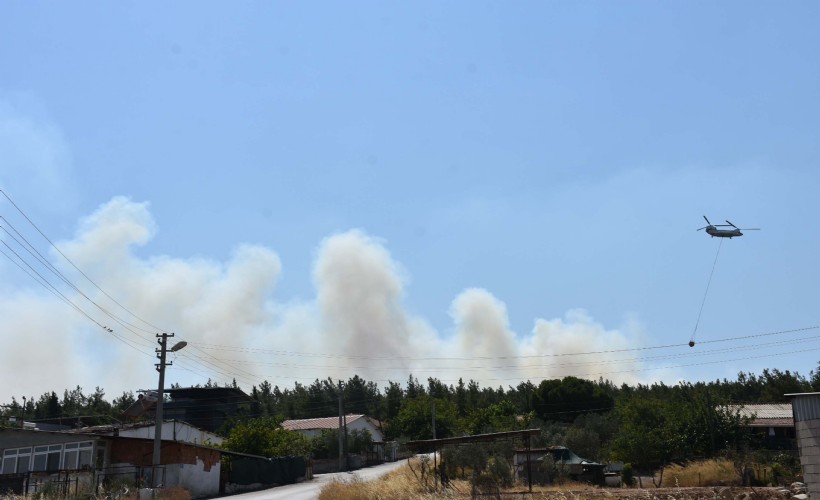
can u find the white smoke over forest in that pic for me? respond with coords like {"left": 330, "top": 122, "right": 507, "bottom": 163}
{"left": 0, "top": 197, "right": 649, "bottom": 403}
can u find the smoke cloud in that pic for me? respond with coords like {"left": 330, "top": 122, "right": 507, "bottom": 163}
{"left": 0, "top": 198, "right": 649, "bottom": 402}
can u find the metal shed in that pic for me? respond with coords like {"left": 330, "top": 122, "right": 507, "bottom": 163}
{"left": 786, "top": 392, "right": 820, "bottom": 497}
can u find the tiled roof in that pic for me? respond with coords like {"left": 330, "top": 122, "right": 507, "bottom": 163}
{"left": 728, "top": 403, "right": 793, "bottom": 427}
{"left": 281, "top": 414, "right": 375, "bottom": 431}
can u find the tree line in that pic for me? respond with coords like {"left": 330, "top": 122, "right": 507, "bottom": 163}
{"left": 2, "top": 366, "right": 818, "bottom": 477}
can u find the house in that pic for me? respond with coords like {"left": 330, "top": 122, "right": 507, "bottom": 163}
{"left": 0, "top": 421, "right": 223, "bottom": 498}
{"left": 281, "top": 414, "right": 384, "bottom": 442}
{"left": 513, "top": 446, "right": 605, "bottom": 485}
{"left": 161, "top": 387, "right": 254, "bottom": 433}
{"left": 728, "top": 403, "right": 796, "bottom": 449}
{"left": 281, "top": 414, "right": 397, "bottom": 470}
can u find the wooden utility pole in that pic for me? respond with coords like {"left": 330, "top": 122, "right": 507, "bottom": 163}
{"left": 338, "top": 381, "right": 345, "bottom": 472}
{"left": 152, "top": 333, "right": 186, "bottom": 488}
{"left": 431, "top": 398, "right": 436, "bottom": 440}
{"left": 153, "top": 333, "right": 172, "bottom": 488}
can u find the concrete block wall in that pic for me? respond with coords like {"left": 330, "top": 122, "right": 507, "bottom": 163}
{"left": 795, "top": 419, "right": 820, "bottom": 497}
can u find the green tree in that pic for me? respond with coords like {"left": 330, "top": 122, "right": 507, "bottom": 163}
{"left": 759, "top": 369, "right": 810, "bottom": 402}
{"left": 811, "top": 363, "right": 820, "bottom": 392}
{"left": 533, "top": 376, "right": 614, "bottom": 423}
{"left": 455, "top": 378, "right": 468, "bottom": 417}
{"left": 383, "top": 381, "right": 403, "bottom": 419}
{"left": 464, "top": 400, "right": 523, "bottom": 435}
{"left": 61, "top": 386, "right": 87, "bottom": 417}
{"left": 611, "top": 390, "right": 749, "bottom": 487}
{"left": 33, "top": 392, "right": 62, "bottom": 419}
{"left": 405, "top": 375, "right": 425, "bottom": 399}
{"left": 87, "top": 387, "right": 112, "bottom": 417}
{"left": 111, "top": 391, "right": 136, "bottom": 415}
{"left": 250, "top": 380, "right": 279, "bottom": 417}
{"left": 344, "top": 375, "right": 382, "bottom": 418}
{"left": 310, "top": 428, "right": 374, "bottom": 459}
{"left": 610, "top": 397, "right": 673, "bottom": 486}
{"left": 222, "top": 416, "right": 311, "bottom": 457}
{"left": 305, "top": 378, "right": 336, "bottom": 418}
{"left": 393, "top": 396, "right": 460, "bottom": 440}
{"left": 564, "top": 411, "right": 617, "bottom": 461}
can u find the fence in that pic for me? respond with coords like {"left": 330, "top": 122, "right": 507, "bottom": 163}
{"left": 0, "top": 465, "right": 166, "bottom": 498}
{"left": 0, "top": 470, "right": 81, "bottom": 498}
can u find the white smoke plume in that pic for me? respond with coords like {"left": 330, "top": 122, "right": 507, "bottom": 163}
{"left": 0, "top": 197, "right": 650, "bottom": 403}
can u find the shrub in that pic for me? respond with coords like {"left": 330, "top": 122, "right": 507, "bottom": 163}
{"left": 621, "top": 463, "right": 636, "bottom": 487}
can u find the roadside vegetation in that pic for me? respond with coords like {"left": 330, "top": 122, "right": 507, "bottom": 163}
{"left": 318, "top": 457, "right": 793, "bottom": 499}
{"left": 2, "top": 366, "right": 816, "bottom": 490}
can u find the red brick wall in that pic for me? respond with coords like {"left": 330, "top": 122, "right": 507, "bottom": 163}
{"left": 110, "top": 439, "right": 220, "bottom": 471}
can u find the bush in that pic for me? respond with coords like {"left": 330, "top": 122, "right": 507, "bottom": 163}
{"left": 487, "top": 456, "right": 513, "bottom": 488}
{"left": 621, "top": 463, "right": 636, "bottom": 487}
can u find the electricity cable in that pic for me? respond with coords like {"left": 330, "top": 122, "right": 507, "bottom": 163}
{"left": 0, "top": 220, "right": 156, "bottom": 337}
{"left": 0, "top": 189, "right": 164, "bottom": 332}
{"left": 191, "top": 324, "right": 819, "bottom": 361}
{"left": 691, "top": 237, "right": 723, "bottom": 345}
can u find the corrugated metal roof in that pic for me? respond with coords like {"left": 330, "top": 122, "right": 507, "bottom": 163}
{"left": 787, "top": 393, "right": 820, "bottom": 422}
{"left": 729, "top": 403, "right": 793, "bottom": 419}
{"left": 728, "top": 403, "right": 793, "bottom": 427}
{"left": 280, "top": 414, "right": 373, "bottom": 431}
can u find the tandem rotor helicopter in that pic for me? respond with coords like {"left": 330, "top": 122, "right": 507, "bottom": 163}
{"left": 697, "top": 216, "right": 759, "bottom": 238}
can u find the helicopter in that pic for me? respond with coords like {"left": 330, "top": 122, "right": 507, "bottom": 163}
{"left": 697, "top": 216, "right": 759, "bottom": 238}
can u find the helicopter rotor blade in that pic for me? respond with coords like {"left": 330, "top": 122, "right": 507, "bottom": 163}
{"left": 725, "top": 220, "right": 738, "bottom": 228}
{"left": 740, "top": 228, "right": 760, "bottom": 231}
{"left": 703, "top": 215, "right": 711, "bottom": 225}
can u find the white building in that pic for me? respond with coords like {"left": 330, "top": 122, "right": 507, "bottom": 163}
{"left": 281, "top": 414, "right": 384, "bottom": 442}
{"left": 69, "top": 420, "right": 224, "bottom": 446}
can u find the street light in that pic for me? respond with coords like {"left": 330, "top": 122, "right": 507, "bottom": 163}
{"left": 152, "top": 333, "right": 186, "bottom": 488}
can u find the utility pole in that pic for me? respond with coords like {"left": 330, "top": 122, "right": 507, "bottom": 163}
{"left": 431, "top": 397, "right": 436, "bottom": 440}
{"left": 152, "top": 333, "right": 187, "bottom": 488}
{"left": 153, "top": 333, "right": 172, "bottom": 488}
{"left": 432, "top": 397, "right": 438, "bottom": 493}
{"left": 338, "top": 381, "right": 345, "bottom": 472}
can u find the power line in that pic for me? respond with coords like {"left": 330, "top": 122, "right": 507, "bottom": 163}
{"left": 0, "top": 219, "right": 157, "bottom": 338}
{"left": 0, "top": 189, "right": 164, "bottom": 332}
{"left": 191, "top": 325, "right": 820, "bottom": 361}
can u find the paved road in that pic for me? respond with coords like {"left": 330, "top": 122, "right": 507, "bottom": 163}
{"left": 218, "top": 460, "right": 409, "bottom": 500}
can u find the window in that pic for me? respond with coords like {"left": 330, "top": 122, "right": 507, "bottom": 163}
{"left": 47, "top": 445, "right": 61, "bottom": 471}
{"left": 2, "top": 449, "right": 17, "bottom": 474}
{"left": 15, "top": 447, "right": 31, "bottom": 474}
{"left": 64, "top": 443, "right": 79, "bottom": 469}
{"left": 2, "top": 442, "right": 94, "bottom": 473}
{"left": 33, "top": 445, "right": 63, "bottom": 472}
{"left": 78, "top": 442, "right": 93, "bottom": 469}
{"left": 32, "top": 446, "right": 48, "bottom": 472}
{"left": 62, "top": 441, "right": 93, "bottom": 470}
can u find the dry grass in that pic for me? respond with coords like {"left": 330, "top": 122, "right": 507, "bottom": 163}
{"left": 657, "top": 458, "right": 738, "bottom": 487}
{"left": 318, "top": 458, "right": 792, "bottom": 500}
{"left": 318, "top": 459, "right": 656, "bottom": 500}
{"left": 318, "top": 461, "right": 447, "bottom": 500}
{"left": 156, "top": 486, "right": 192, "bottom": 500}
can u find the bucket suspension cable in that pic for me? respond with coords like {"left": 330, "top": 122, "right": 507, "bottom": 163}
{"left": 690, "top": 238, "right": 724, "bottom": 346}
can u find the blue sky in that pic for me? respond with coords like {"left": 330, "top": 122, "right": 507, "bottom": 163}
{"left": 1, "top": 2, "right": 818, "bottom": 402}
